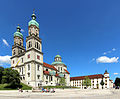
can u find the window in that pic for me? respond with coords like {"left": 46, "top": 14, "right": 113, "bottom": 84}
{"left": 51, "top": 76, "right": 53, "bottom": 81}
{"left": 28, "top": 54, "right": 30, "bottom": 59}
{"left": 37, "top": 55, "right": 40, "bottom": 60}
{"left": 28, "top": 64, "right": 30, "bottom": 71}
{"left": 22, "top": 67, "right": 23, "bottom": 74}
{"left": 37, "top": 75, "right": 40, "bottom": 79}
{"left": 20, "top": 40, "right": 21, "bottom": 46}
{"left": 23, "top": 77, "right": 25, "bottom": 80}
{"left": 37, "top": 65, "right": 40, "bottom": 71}
{"left": 61, "top": 67, "right": 62, "bottom": 72}
{"left": 13, "top": 50, "right": 15, "bottom": 55}
{"left": 46, "top": 75, "right": 48, "bottom": 79}
{"left": 46, "top": 81, "right": 48, "bottom": 84}
{"left": 13, "top": 60, "right": 14, "bottom": 64}
{"left": 46, "top": 69, "right": 48, "bottom": 71}
{"left": 35, "top": 42, "right": 36, "bottom": 48}
{"left": 19, "top": 68, "right": 21, "bottom": 72}
{"left": 58, "top": 67, "right": 60, "bottom": 72}
{"left": 28, "top": 41, "right": 32, "bottom": 48}
{"left": 28, "top": 73, "right": 30, "bottom": 77}
{"left": 38, "top": 44, "right": 40, "bottom": 50}
{"left": 37, "top": 42, "right": 38, "bottom": 49}
{"left": 21, "top": 58, "right": 23, "bottom": 63}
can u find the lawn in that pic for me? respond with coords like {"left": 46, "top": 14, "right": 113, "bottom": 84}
{"left": 0, "top": 83, "right": 32, "bottom": 90}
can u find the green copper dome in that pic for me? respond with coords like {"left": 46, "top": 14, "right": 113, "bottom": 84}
{"left": 51, "top": 61, "right": 65, "bottom": 65}
{"left": 14, "top": 25, "right": 23, "bottom": 38}
{"left": 28, "top": 13, "right": 39, "bottom": 28}
{"left": 55, "top": 55, "right": 61, "bottom": 58}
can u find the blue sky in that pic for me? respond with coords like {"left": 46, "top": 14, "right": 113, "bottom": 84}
{"left": 0, "top": 0, "right": 120, "bottom": 81}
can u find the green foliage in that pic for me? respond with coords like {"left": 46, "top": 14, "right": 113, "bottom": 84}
{"left": 59, "top": 77, "right": 66, "bottom": 86}
{"left": 0, "top": 83, "right": 32, "bottom": 90}
{"left": 20, "top": 83, "right": 32, "bottom": 90}
{"left": 114, "top": 77, "right": 120, "bottom": 86}
{"left": 0, "top": 66, "right": 4, "bottom": 84}
{"left": 1, "top": 68, "right": 21, "bottom": 89}
{"left": 83, "top": 76, "right": 91, "bottom": 88}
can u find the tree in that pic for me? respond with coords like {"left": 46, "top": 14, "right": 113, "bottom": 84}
{"left": 59, "top": 77, "right": 66, "bottom": 89}
{"left": 2, "top": 68, "right": 21, "bottom": 88}
{"left": 83, "top": 76, "right": 91, "bottom": 89}
{"left": 114, "top": 77, "right": 120, "bottom": 87}
{"left": 100, "top": 79, "right": 104, "bottom": 89}
{"left": 0, "top": 66, "right": 4, "bottom": 84}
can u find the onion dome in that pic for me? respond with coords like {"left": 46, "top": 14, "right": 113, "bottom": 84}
{"left": 52, "top": 61, "right": 65, "bottom": 65}
{"left": 28, "top": 10, "right": 39, "bottom": 28}
{"left": 52, "top": 54, "right": 65, "bottom": 65}
{"left": 14, "top": 25, "right": 23, "bottom": 38}
{"left": 55, "top": 55, "right": 61, "bottom": 58}
{"left": 104, "top": 70, "right": 109, "bottom": 74}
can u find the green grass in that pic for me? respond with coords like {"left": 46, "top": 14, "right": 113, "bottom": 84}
{"left": 20, "top": 83, "right": 32, "bottom": 90}
{"left": 0, "top": 83, "right": 32, "bottom": 90}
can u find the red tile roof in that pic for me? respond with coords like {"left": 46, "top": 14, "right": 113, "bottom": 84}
{"left": 64, "top": 69, "right": 70, "bottom": 74}
{"left": 43, "top": 71, "right": 49, "bottom": 75}
{"left": 70, "top": 74, "right": 103, "bottom": 81}
{"left": 43, "top": 62, "right": 57, "bottom": 71}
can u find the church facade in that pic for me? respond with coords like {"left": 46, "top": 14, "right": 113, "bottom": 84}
{"left": 10, "top": 12, "right": 70, "bottom": 87}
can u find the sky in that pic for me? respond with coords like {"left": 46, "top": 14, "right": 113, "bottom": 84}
{"left": 0, "top": 0, "right": 120, "bottom": 81}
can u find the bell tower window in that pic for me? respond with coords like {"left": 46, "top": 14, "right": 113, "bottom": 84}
{"left": 13, "top": 50, "right": 16, "bottom": 55}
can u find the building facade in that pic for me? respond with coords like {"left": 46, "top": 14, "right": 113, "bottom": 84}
{"left": 70, "top": 70, "right": 113, "bottom": 89}
{"left": 10, "top": 12, "right": 70, "bottom": 87}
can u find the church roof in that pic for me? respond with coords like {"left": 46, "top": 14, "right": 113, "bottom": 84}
{"left": 70, "top": 74, "right": 103, "bottom": 81}
{"left": 55, "top": 55, "right": 61, "bottom": 58}
{"left": 51, "top": 61, "right": 65, "bottom": 65}
{"left": 64, "top": 69, "right": 70, "bottom": 74}
{"left": 43, "top": 62, "right": 57, "bottom": 71}
{"left": 14, "top": 25, "right": 23, "bottom": 38}
{"left": 28, "top": 13, "right": 39, "bottom": 28}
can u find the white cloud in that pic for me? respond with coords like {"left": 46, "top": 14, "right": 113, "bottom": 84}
{"left": 2, "top": 39, "right": 9, "bottom": 47}
{"left": 103, "top": 52, "right": 107, "bottom": 55}
{"left": 103, "top": 48, "right": 116, "bottom": 55}
{"left": 96, "top": 56, "right": 119, "bottom": 63}
{"left": 114, "top": 73, "right": 119, "bottom": 75}
{"left": 112, "top": 48, "right": 116, "bottom": 51}
{"left": 21, "top": 29, "right": 24, "bottom": 32}
{"left": 90, "top": 58, "right": 95, "bottom": 63}
{"left": 0, "top": 55, "right": 11, "bottom": 64}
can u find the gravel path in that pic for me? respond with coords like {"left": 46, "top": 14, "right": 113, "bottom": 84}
{"left": 0, "top": 89, "right": 119, "bottom": 99}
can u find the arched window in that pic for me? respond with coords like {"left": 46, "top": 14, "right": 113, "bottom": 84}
{"left": 38, "top": 44, "right": 40, "bottom": 50}
{"left": 37, "top": 42, "right": 38, "bottom": 49}
{"left": 35, "top": 42, "right": 36, "bottom": 48}
{"left": 13, "top": 50, "right": 15, "bottom": 55}
{"left": 28, "top": 41, "right": 32, "bottom": 48}
{"left": 20, "top": 40, "right": 21, "bottom": 46}
{"left": 29, "top": 42, "right": 30, "bottom": 48}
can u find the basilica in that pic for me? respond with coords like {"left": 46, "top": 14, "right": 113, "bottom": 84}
{"left": 11, "top": 11, "right": 113, "bottom": 89}
{"left": 10, "top": 12, "right": 70, "bottom": 87}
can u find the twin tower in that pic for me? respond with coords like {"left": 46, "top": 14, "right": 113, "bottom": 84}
{"left": 11, "top": 11, "right": 70, "bottom": 87}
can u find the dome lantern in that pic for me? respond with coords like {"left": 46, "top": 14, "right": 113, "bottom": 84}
{"left": 14, "top": 24, "right": 23, "bottom": 39}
